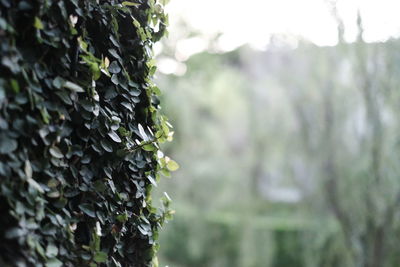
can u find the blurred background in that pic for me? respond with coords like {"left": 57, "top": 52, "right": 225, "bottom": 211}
{"left": 153, "top": 0, "right": 400, "bottom": 266}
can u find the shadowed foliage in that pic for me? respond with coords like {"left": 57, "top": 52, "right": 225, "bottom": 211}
{"left": 0, "top": 0, "right": 174, "bottom": 266}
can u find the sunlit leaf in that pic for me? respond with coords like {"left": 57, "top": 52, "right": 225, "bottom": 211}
{"left": 49, "top": 147, "right": 63, "bottom": 159}
{"left": 122, "top": 1, "right": 140, "bottom": 7}
{"left": 108, "top": 131, "right": 122, "bottom": 143}
{"left": 34, "top": 17, "right": 43, "bottom": 29}
{"left": 166, "top": 159, "right": 179, "bottom": 171}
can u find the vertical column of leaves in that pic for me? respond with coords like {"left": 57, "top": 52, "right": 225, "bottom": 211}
{"left": 0, "top": 0, "right": 175, "bottom": 266}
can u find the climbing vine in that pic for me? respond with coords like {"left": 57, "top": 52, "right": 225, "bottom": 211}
{"left": 0, "top": 0, "right": 175, "bottom": 266}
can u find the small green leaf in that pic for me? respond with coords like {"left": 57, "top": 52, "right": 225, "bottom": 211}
{"left": 142, "top": 144, "right": 156, "bottom": 151}
{"left": 116, "top": 213, "right": 128, "bottom": 223}
{"left": 34, "top": 17, "right": 44, "bottom": 30}
{"left": 40, "top": 108, "right": 51, "bottom": 124}
{"left": 161, "top": 168, "right": 171, "bottom": 177}
{"left": 10, "top": 79, "right": 20, "bottom": 93}
{"left": 94, "top": 251, "right": 108, "bottom": 263}
{"left": 122, "top": 1, "right": 140, "bottom": 7}
{"left": 78, "top": 37, "right": 88, "bottom": 51}
{"left": 152, "top": 86, "right": 161, "bottom": 96}
{"left": 166, "top": 159, "right": 179, "bottom": 171}
{"left": 90, "top": 63, "right": 101, "bottom": 80}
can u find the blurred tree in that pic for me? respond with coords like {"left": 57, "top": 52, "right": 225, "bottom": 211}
{"left": 154, "top": 7, "right": 400, "bottom": 267}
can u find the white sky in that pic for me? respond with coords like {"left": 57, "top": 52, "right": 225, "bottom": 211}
{"left": 165, "top": 0, "right": 400, "bottom": 50}
{"left": 156, "top": 0, "right": 400, "bottom": 75}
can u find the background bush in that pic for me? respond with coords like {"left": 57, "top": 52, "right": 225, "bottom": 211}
{"left": 0, "top": 0, "right": 174, "bottom": 266}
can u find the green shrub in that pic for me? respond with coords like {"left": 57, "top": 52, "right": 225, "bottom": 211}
{"left": 0, "top": 0, "right": 174, "bottom": 266}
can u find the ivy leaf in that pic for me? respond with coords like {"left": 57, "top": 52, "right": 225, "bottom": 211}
{"left": 49, "top": 146, "right": 64, "bottom": 159}
{"left": 122, "top": 1, "right": 140, "bottom": 7}
{"left": 94, "top": 251, "right": 108, "bottom": 263}
{"left": 108, "top": 61, "right": 121, "bottom": 74}
{"left": 116, "top": 213, "right": 128, "bottom": 223}
{"left": 130, "top": 88, "right": 141, "bottom": 96}
{"left": 55, "top": 91, "right": 72, "bottom": 105}
{"left": 108, "top": 131, "right": 122, "bottom": 143}
{"left": 147, "top": 175, "right": 157, "bottom": 187}
{"left": 166, "top": 159, "right": 179, "bottom": 171}
{"left": 121, "top": 102, "right": 133, "bottom": 112}
{"left": 46, "top": 258, "right": 63, "bottom": 267}
{"left": 0, "top": 135, "right": 17, "bottom": 154}
{"left": 108, "top": 48, "right": 120, "bottom": 59}
{"left": 142, "top": 144, "right": 156, "bottom": 151}
{"left": 46, "top": 243, "right": 58, "bottom": 257}
{"left": 27, "top": 177, "right": 44, "bottom": 193}
{"left": 111, "top": 74, "right": 119, "bottom": 85}
{"left": 10, "top": 79, "right": 19, "bottom": 93}
{"left": 34, "top": 17, "right": 44, "bottom": 29}
{"left": 100, "top": 140, "right": 113, "bottom": 152}
{"left": 79, "top": 203, "right": 96, "bottom": 218}
{"left": 63, "top": 81, "right": 85, "bottom": 93}
{"left": 138, "top": 123, "right": 149, "bottom": 141}
{"left": 52, "top": 77, "right": 64, "bottom": 89}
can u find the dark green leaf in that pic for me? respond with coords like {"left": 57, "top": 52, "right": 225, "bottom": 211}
{"left": 78, "top": 203, "right": 96, "bottom": 218}
{"left": 109, "top": 61, "right": 121, "bottom": 74}
{"left": 111, "top": 74, "right": 119, "bottom": 85}
{"left": 94, "top": 251, "right": 108, "bottom": 263}
{"left": 100, "top": 139, "right": 113, "bottom": 152}
{"left": 63, "top": 81, "right": 84, "bottom": 93}
{"left": 0, "top": 136, "right": 17, "bottom": 154}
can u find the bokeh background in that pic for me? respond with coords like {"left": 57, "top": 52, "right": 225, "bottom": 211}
{"left": 153, "top": 1, "right": 400, "bottom": 266}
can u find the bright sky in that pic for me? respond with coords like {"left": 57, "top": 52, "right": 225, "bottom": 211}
{"left": 156, "top": 0, "right": 400, "bottom": 75}
{"left": 165, "top": 0, "right": 400, "bottom": 50}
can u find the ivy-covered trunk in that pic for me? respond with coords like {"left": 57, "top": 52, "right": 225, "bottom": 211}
{"left": 0, "top": 0, "right": 175, "bottom": 266}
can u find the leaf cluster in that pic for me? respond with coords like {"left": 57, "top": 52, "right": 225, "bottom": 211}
{"left": 0, "top": 0, "right": 174, "bottom": 266}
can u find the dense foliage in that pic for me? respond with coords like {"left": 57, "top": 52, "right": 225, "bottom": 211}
{"left": 0, "top": 0, "right": 175, "bottom": 266}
